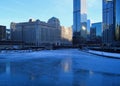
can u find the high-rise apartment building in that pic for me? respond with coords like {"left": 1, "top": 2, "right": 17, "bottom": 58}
{"left": 103, "top": 0, "right": 120, "bottom": 46}
{"left": 73, "top": 0, "right": 87, "bottom": 44}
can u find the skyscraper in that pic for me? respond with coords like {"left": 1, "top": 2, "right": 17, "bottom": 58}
{"left": 73, "top": 0, "right": 81, "bottom": 33}
{"left": 73, "top": 0, "right": 87, "bottom": 43}
{"left": 103, "top": 0, "right": 120, "bottom": 46}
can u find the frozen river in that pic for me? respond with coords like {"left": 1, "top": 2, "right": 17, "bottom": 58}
{"left": 0, "top": 49, "right": 120, "bottom": 86}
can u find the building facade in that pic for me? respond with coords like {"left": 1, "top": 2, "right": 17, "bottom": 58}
{"left": 73, "top": 0, "right": 87, "bottom": 44}
{"left": 103, "top": 0, "right": 120, "bottom": 46}
{"left": 11, "top": 17, "right": 61, "bottom": 47}
{"left": 11, "top": 17, "right": 72, "bottom": 47}
{"left": 61, "top": 26, "right": 72, "bottom": 45}
{"left": 0, "top": 25, "right": 6, "bottom": 41}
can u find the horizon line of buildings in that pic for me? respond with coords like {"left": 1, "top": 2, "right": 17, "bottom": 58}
{"left": 0, "top": 0, "right": 120, "bottom": 49}
{"left": 0, "top": 17, "right": 72, "bottom": 49}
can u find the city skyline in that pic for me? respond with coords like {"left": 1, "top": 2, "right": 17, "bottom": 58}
{"left": 0, "top": 0, "right": 102, "bottom": 28}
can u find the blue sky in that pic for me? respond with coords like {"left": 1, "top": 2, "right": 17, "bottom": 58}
{"left": 0, "top": 0, "right": 102, "bottom": 28}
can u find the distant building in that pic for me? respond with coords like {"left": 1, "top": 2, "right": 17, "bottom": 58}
{"left": 90, "top": 22, "right": 102, "bottom": 44}
{"left": 11, "top": 17, "right": 72, "bottom": 47}
{"left": 61, "top": 26, "right": 72, "bottom": 45}
{"left": 0, "top": 25, "right": 6, "bottom": 41}
{"left": 87, "top": 20, "right": 91, "bottom": 35}
{"left": 103, "top": 0, "right": 120, "bottom": 46}
{"left": 6, "top": 29, "right": 11, "bottom": 40}
{"left": 92, "top": 22, "right": 102, "bottom": 37}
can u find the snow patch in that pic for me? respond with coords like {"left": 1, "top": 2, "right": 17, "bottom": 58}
{"left": 88, "top": 50, "right": 120, "bottom": 58}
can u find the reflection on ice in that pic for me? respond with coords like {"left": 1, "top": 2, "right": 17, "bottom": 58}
{"left": 6, "top": 62, "right": 10, "bottom": 75}
{"left": 89, "top": 70, "right": 94, "bottom": 75}
{"left": 0, "top": 49, "right": 120, "bottom": 86}
{"left": 61, "top": 58, "right": 72, "bottom": 73}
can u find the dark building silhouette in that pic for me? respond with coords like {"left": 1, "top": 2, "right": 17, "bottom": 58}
{"left": 90, "top": 27, "right": 96, "bottom": 41}
{"left": 0, "top": 25, "right": 6, "bottom": 41}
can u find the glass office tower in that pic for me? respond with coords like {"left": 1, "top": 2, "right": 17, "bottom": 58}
{"left": 73, "top": 0, "right": 87, "bottom": 39}
{"left": 73, "top": 0, "right": 81, "bottom": 33}
{"left": 103, "top": 0, "right": 120, "bottom": 46}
